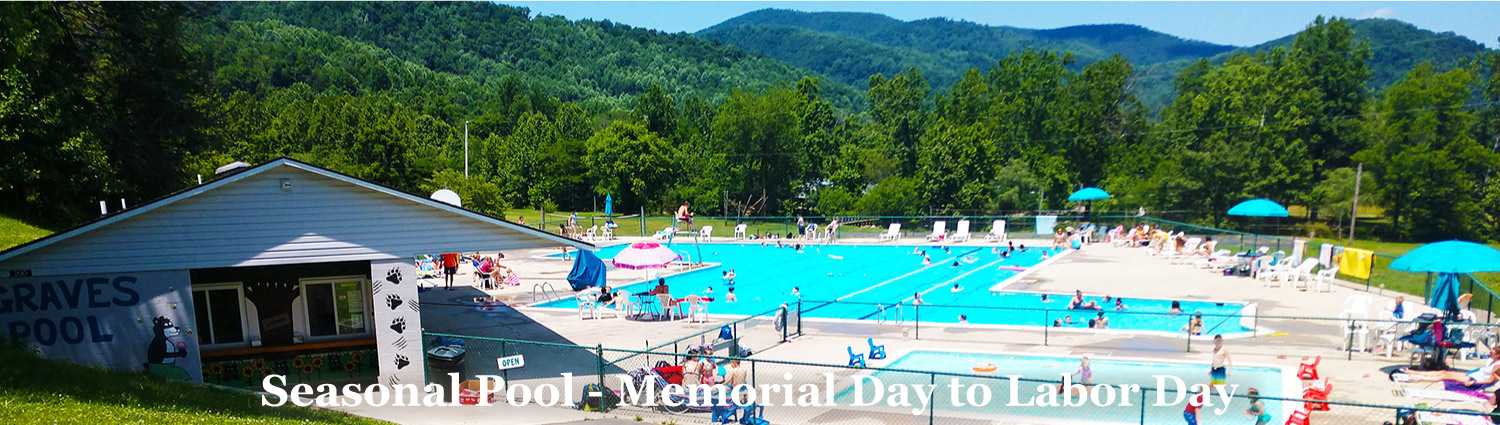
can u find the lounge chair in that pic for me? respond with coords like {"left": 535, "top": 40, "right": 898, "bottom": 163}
{"left": 584, "top": 226, "right": 598, "bottom": 241}
{"left": 598, "top": 291, "right": 635, "bottom": 319}
{"left": 984, "top": 219, "right": 1007, "bottom": 242}
{"left": 847, "top": 346, "right": 867, "bottom": 368}
{"left": 685, "top": 294, "right": 709, "bottom": 323}
{"left": 1112, "top": 228, "right": 1138, "bottom": 247}
{"left": 925, "top": 221, "right": 947, "bottom": 242}
{"left": 653, "top": 226, "right": 673, "bottom": 240}
{"left": 1193, "top": 249, "right": 1233, "bottom": 269}
{"left": 1166, "top": 238, "right": 1201, "bottom": 262}
{"left": 700, "top": 225, "right": 713, "bottom": 242}
{"left": 733, "top": 224, "right": 748, "bottom": 240}
{"left": 868, "top": 338, "right": 886, "bottom": 360}
{"left": 878, "top": 223, "right": 901, "bottom": 242}
{"left": 950, "top": 220, "right": 971, "bottom": 243}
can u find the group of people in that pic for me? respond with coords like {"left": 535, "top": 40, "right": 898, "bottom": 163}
{"left": 433, "top": 252, "right": 517, "bottom": 291}
{"left": 676, "top": 346, "right": 751, "bottom": 398}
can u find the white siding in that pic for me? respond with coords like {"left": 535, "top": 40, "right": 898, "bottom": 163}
{"left": 4, "top": 166, "right": 577, "bottom": 277}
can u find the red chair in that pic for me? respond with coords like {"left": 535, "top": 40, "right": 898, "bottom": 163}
{"left": 1303, "top": 378, "right": 1332, "bottom": 411}
{"left": 1285, "top": 409, "right": 1310, "bottom": 425}
{"left": 1298, "top": 356, "right": 1321, "bottom": 380}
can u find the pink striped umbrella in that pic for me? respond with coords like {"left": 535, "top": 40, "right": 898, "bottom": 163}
{"left": 612, "top": 242, "right": 681, "bottom": 270}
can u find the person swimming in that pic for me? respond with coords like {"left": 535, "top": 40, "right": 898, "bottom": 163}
{"left": 1001, "top": 250, "right": 1010, "bottom": 258}
{"left": 992, "top": 246, "right": 999, "bottom": 254}
{"left": 962, "top": 254, "right": 979, "bottom": 263}
{"left": 1040, "top": 294, "right": 1052, "bottom": 303}
{"left": 912, "top": 292, "right": 924, "bottom": 305}
{"left": 1053, "top": 319, "right": 1063, "bottom": 327}
{"left": 790, "top": 287, "right": 801, "bottom": 298}
{"left": 1041, "top": 251, "right": 1050, "bottom": 259}
{"left": 1096, "top": 311, "right": 1109, "bottom": 329}
{"left": 1019, "top": 244, "right": 1028, "bottom": 252}
{"left": 922, "top": 254, "right": 932, "bottom": 265}
{"left": 959, "top": 315, "right": 969, "bottom": 324}
{"left": 1170, "top": 300, "right": 1183, "bottom": 314}
{"left": 726, "top": 287, "right": 737, "bottom": 302}
{"left": 951, "top": 283, "right": 963, "bottom": 293}
{"left": 1114, "top": 298, "right": 1127, "bottom": 310}
{"left": 1063, "top": 315, "right": 1075, "bottom": 325}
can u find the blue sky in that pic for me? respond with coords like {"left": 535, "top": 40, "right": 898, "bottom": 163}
{"left": 499, "top": 2, "right": 1498, "bottom": 48}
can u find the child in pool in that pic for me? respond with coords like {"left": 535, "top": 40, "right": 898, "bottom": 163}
{"left": 1058, "top": 357, "right": 1093, "bottom": 395}
{"left": 1245, "top": 388, "right": 1270, "bottom": 425}
{"left": 951, "top": 283, "right": 963, "bottom": 293}
{"left": 726, "top": 287, "right": 737, "bottom": 302}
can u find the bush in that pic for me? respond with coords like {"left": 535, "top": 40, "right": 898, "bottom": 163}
{"left": 1295, "top": 221, "right": 1336, "bottom": 239}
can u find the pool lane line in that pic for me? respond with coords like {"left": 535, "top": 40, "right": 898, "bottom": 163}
{"left": 829, "top": 247, "right": 980, "bottom": 302}
{"left": 850, "top": 256, "right": 1010, "bottom": 320}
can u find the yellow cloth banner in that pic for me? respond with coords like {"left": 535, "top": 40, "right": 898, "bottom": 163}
{"left": 1338, "top": 248, "right": 1374, "bottom": 279}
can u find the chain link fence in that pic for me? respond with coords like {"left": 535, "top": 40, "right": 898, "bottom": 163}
{"left": 418, "top": 332, "right": 1499, "bottom": 425}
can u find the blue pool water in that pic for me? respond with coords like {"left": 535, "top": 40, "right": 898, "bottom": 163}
{"left": 835, "top": 351, "right": 1290, "bottom": 424}
{"left": 538, "top": 243, "right": 1252, "bottom": 333}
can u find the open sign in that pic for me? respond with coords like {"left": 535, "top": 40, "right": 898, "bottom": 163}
{"left": 497, "top": 354, "right": 525, "bottom": 370}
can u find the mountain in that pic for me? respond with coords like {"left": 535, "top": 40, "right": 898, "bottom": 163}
{"left": 700, "top": 9, "right": 1491, "bottom": 111}
{"left": 214, "top": 2, "right": 864, "bottom": 110}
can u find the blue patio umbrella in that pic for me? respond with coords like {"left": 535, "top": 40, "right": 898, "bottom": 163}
{"left": 604, "top": 194, "right": 613, "bottom": 216}
{"left": 1068, "top": 187, "right": 1111, "bottom": 224}
{"left": 1227, "top": 199, "right": 1289, "bottom": 251}
{"left": 1391, "top": 240, "right": 1500, "bottom": 319}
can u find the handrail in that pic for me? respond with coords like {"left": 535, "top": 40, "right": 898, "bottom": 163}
{"left": 531, "top": 282, "right": 562, "bottom": 303}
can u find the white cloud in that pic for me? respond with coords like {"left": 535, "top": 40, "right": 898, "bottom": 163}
{"left": 1360, "top": 8, "right": 1396, "bottom": 19}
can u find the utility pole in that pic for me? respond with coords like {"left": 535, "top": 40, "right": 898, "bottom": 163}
{"left": 1348, "top": 163, "right": 1363, "bottom": 244}
{"left": 1038, "top": 186, "right": 1045, "bottom": 215}
{"left": 464, "top": 121, "right": 470, "bottom": 179}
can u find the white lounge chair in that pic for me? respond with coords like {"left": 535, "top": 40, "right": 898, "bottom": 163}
{"left": 1193, "top": 249, "right": 1233, "bottom": 269}
{"left": 1166, "top": 238, "right": 1201, "bottom": 262}
{"left": 1112, "top": 228, "right": 1138, "bottom": 247}
{"left": 925, "top": 221, "right": 947, "bottom": 242}
{"left": 879, "top": 223, "right": 901, "bottom": 242}
{"left": 733, "top": 224, "right": 748, "bottom": 240}
{"left": 950, "top": 220, "right": 971, "bottom": 243}
{"left": 584, "top": 226, "right": 598, "bottom": 241}
{"left": 804, "top": 224, "right": 817, "bottom": 240}
{"left": 700, "top": 225, "right": 713, "bottom": 242}
{"left": 578, "top": 290, "right": 601, "bottom": 319}
{"left": 984, "top": 220, "right": 1007, "bottom": 242}
{"left": 653, "top": 226, "right": 673, "bottom": 240}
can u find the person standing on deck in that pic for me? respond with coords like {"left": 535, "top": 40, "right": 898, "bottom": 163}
{"left": 1210, "top": 335, "right": 1231, "bottom": 386}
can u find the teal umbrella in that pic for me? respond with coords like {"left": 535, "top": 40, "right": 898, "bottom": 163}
{"left": 1227, "top": 198, "right": 1289, "bottom": 251}
{"left": 1067, "top": 187, "right": 1111, "bottom": 202}
{"left": 604, "top": 194, "right": 613, "bottom": 216}
{"left": 1068, "top": 187, "right": 1111, "bottom": 224}
{"left": 1226, "top": 199, "right": 1290, "bottom": 218}
{"left": 1391, "top": 240, "right": 1500, "bottom": 319}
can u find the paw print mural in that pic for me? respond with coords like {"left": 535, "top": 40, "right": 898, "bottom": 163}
{"left": 394, "top": 354, "right": 410, "bottom": 369}
{"left": 385, "top": 268, "right": 403, "bottom": 285}
{"left": 385, "top": 294, "right": 403, "bottom": 310}
{"left": 390, "top": 317, "right": 406, "bottom": 334}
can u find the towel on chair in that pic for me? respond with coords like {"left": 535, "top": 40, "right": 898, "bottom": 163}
{"left": 1339, "top": 248, "right": 1374, "bottom": 279}
{"left": 1319, "top": 244, "right": 1334, "bottom": 267}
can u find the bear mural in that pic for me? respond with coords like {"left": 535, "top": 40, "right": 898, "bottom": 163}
{"left": 144, "top": 316, "right": 192, "bottom": 381}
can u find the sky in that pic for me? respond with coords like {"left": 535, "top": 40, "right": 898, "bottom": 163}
{"left": 499, "top": 1, "right": 1499, "bottom": 49}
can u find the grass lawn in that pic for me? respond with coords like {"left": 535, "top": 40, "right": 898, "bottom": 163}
{"left": 503, "top": 208, "right": 891, "bottom": 241}
{"left": 0, "top": 346, "right": 385, "bottom": 424}
{"left": 0, "top": 214, "right": 51, "bottom": 251}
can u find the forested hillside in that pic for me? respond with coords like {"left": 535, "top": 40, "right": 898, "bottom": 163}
{"left": 700, "top": 9, "right": 1492, "bottom": 111}
{"left": 2, "top": 2, "right": 1498, "bottom": 244}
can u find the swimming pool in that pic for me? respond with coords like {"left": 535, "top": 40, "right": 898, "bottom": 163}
{"left": 536, "top": 243, "right": 1253, "bottom": 333}
{"left": 834, "top": 350, "right": 1294, "bottom": 424}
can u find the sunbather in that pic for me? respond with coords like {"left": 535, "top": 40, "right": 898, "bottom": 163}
{"left": 1405, "top": 347, "right": 1500, "bottom": 388}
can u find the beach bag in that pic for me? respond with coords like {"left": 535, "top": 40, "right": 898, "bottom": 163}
{"left": 719, "top": 325, "right": 734, "bottom": 340}
{"left": 580, "top": 383, "right": 618, "bottom": 411}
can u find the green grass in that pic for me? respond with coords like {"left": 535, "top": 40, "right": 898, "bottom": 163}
{"left": 505, "top": 208, "right": 891, "bottom": 241}
{"left": 0, "top": 346, "right": 386, "bottom": 424}
{"left": 0, "top": 214, "right": 51, "bottom": 251}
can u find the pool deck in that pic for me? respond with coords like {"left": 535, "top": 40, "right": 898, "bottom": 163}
{"left": 393, "top": 235, "right": 1490, "bottom": 425}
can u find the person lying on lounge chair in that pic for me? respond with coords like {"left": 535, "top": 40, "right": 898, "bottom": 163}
{"left": 1405, "top": 347, "right": 1500, "bottom": 388}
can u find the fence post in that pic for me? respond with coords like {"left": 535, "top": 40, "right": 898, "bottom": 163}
{"left": 1044, "top": 309, "right": 1050, "bottom": 346}
{"left": 781, "top": 306, "right": 789, "bottom": 343}
{"left": 915, "top": 304, "right": 921, "bottom": 340}
{"left": 731, "top": 322, "right": 740, "bottom": 356}
{"left": 596, "top": 343, "right": 607, "bottom": 412}
{"left": 928, "top": 373, "right": 937, "bottom": 425}
{"left": 1347, "top": 322, "right": 1355, "bottom": 361}
{"left": 1186, "top": 331, "right": 1192, "bottom": 353}
{"left": 500, "top": 340, "right": 509, "bottom": 391}
{"left": 1138, "top": 387, "right": 1147, "bottom": 424}
{"left": 797, "top": 300, "right": 804, "bottom": 337}
{"left": 639, "top": 207, "right": 645, "bottom": 237}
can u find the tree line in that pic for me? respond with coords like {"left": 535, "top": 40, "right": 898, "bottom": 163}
{"left": 1, "top": 4, "right": 1496, "bottom": 242}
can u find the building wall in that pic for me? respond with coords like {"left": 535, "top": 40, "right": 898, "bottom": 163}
{"left": 0, "top": 270, "right": 201, "bottom": 382}
{"left": 2, "top": 166, "right": 574, "bottom": 277}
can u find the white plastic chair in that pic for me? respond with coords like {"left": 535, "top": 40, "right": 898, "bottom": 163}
{"left": 584, "top": 226, "right": 598, "bottom": 241}
{"left": 1314, "top": 266, "right": 1340, "bottom": 292}
{"left": 598, "top": 291, "right": 635, "bottom": 319}
{"left": 926, "top": 221, "right": 947, "bottom": 242}
{"left": 1288, "top": 258, "right": 1320, "bottom": 290}
{"left": 985, "top": 220, "right": 1007, "bottom": 242}
{"left": 685, "top": 294, "right": 708, "bottom": 323}
{"left": 656, "top": 293, "right": 681, "bottom": 321}
{"left": 700, "top": 225, "right": 713, "bottom": 242}
{"left": 733, "top": 224, "right": 748, "bottom": 240}
{"left": 578, "top": 291, "right": 601, "bottom": 320}
{"left": 654, "top": 226, "right": 673, "bottom": 240}
{"left": 1340, "top": 311, "right": 1370, "bottom": 352}
{"left": 601, "top": 226, "right": 614, "bottom": 240}
{"left": 879, "top": 223, "right": 901, "bottom": 242}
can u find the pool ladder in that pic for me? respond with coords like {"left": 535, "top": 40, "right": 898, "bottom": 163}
{"left": 876, "top": 303, "right": 904, "bottom": 326}
{"left": 532, "top": 282, "right": 563, "bottom": 303}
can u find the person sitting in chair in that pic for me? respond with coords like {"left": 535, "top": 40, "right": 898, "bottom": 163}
{"left": 676, "top": 201, "right": 694, "bottom": 230}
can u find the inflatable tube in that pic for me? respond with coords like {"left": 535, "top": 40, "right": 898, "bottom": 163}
{"left": 829, "top": 255, "right": 844, "bottom": 260}
{"left": 973, "top": 364, "right": 998, "bottom": 373}
{"left": 997, "top": 265, "right": 1027, "bottom": 272}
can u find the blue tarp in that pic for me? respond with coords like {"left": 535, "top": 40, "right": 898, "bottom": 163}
{"left": 567, "top": 250, "right": 608, "bottom": 291}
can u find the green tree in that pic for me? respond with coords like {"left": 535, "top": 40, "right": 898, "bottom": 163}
{"left": 584, "top": 121, "right": 680, "bottom": 212}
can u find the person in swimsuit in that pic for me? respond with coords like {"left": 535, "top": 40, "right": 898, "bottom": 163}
{"left": 1210, "top": 335, "right": 1231, "bottom": 385}
{"left": 1058, "top": 356, "right": 1093, "bottom": 395}
{"left": 1245, "top": 388, "right": 1271, "bottom": 425}
{"left": 1407, "top": 347, "right": 1500, "bottom": 387}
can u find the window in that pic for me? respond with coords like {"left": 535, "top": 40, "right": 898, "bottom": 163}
{"left": 301, "top": 277, "right": 368, "bottom": 338}
{"left": 191, "top": 285, "right": 246, "bottom": 346}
